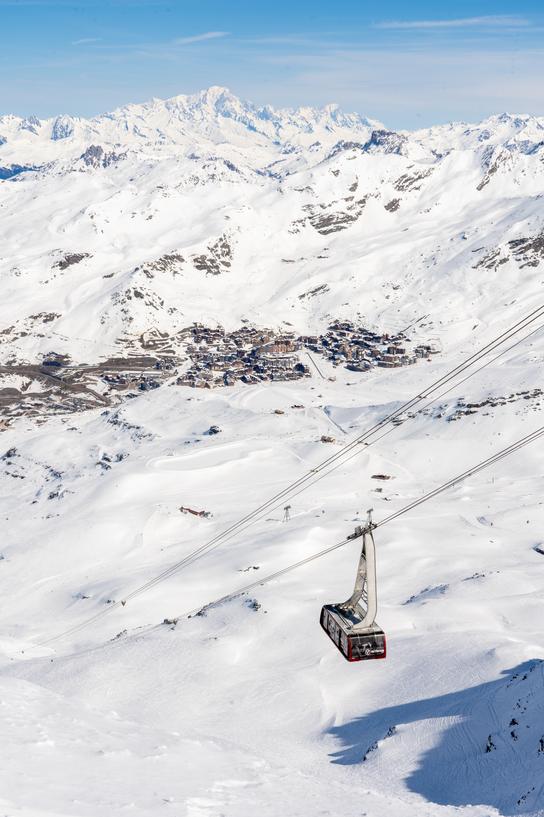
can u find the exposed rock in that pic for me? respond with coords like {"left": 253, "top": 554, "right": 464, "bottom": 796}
{"left": 79, "top": 144, "right": 126, "bottom": 169}
{"left": 384, "top": 198, "right": 400, "bottom": 212}
{"left": 193, "top": 234, "right": 232, "bottom": 274}
{"left": 362, "top": 129, "right": 407, "bottom": 154}
{"left": 19, "top": 115, "right": 41, "bottom": 135}
{"left": 51, "top": 115, "right": 75, "bottom": 141}
{"left": 473, "top": 248, "right": 508, "bottom": 271}
{"left": 327, "top": 140, "right": 367, "bottom": 158}
{"left": 393, "top": 168, "right": 433, "bottom": 192}
{"left": 298, "top": 283, "right": 330, "bottom": 299}
{"left": 477, "top": 146, "right": 511, "bottom": 190}
{"left": 508, "top": 232, "right": 544, "bottom": 268}
{"left": 303, "top": 195, "right": 369, "bottom": 234}
{"left": 52, "top": 252, "right": 91, "bottom": 271}
{"left": 137, "top": 252, "right": 185, "bottom": 278}
{"left": 446, "top": 389, "right": 543, "bottom": 422}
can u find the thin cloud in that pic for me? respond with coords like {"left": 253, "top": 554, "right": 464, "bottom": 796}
{"left": 173, "top": 31, "right": 229, "bottom": 46}
{"left": 246, "top": 34, "right": 333, "bottom": 46}
{"left": 72, "top": 37, "right": 102, "bottom": 45}
{"left": 255, "top": 44, "right": 544, "bottom": 127}
{"left": 375, "top": 16, "right": 530, "bottom": 30}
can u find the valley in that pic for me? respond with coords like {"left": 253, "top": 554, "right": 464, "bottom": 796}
{"left": 1, "top": 87, "right": 543, "bottom": 817}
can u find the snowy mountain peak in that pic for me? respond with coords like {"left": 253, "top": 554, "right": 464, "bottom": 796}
{"left": 2, "top": 84, "right": 544, "bottom": 817}
{"left": 2, "top": 88, "right": 544, "bottom": 174}
{"left": 154, "top": 86, "right": 381, "bottom": 141}
{"left": 20, "top": 115, "right": 42, "bottom": 135}
{"left": 197, "top": 84, "right": 237, "bottom": 106}
{"left": 165, "top": 85, "right": 241, "bottom": 115}
{"left": 51, "top": 114, "right": 77, "bottom": 140}
{"left": 0, "top": 87, "right": 385, "bottom": 165}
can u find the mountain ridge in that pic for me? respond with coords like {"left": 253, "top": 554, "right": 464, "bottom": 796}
{"left": 1, "top": 87, "right": 543, "bottom": 165}
{"left": 1, "top": 86, "right": 544, "bottom": 374}
{"left": 1, "top": 87, "right": 544, "bottom": 817}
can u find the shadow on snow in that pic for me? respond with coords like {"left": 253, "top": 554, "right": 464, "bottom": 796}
{"left": 328, "top": 660, "right": 544, "bottom": 815}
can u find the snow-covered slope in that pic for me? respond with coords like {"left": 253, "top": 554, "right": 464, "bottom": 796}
{"left": 0, "top": 86, "right": 382, "bottom": 166}
{"left": 1, "top": 89, "right": 544, "bottom": 817}
{"left": 1, "top": 88, "right": 544, "bottom": 367}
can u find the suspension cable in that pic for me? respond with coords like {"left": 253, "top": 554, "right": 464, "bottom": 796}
{"left": 36, "top": 306, "right": 544, "bottom": 645}
{"left": 171, "top": 423, "right": 544, "bottom": 621}
{"left": 106, "top": 307, "right": 544, "bottom": 600}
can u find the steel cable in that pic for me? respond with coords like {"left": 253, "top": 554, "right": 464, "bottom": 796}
{"left": 174, "top": 424, "right": 544, "bottom": 620}
{"left": 36, "top": 306, "right": 544, "bottom": 645}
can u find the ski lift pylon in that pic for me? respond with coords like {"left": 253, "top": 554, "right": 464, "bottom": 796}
{"left": 320, "top": 510, "right": 386, "bottom": 662}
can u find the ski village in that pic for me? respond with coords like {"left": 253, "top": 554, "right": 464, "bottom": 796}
{"left": 0, "top": 78, "right": 543, "bottom": 817}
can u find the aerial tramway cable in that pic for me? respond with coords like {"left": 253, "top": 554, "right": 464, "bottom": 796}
{"left": 36, "top": 305, "right": 544, "bottom": 646}
{"left": 41, "top": 422, "right": 544, "bottom": 650}
{"left": 176, "top": 423, "right": 544, "bottom": 622}
{"left": 256, "top": 318, "right": 544, "bottom": 515}
{"left": 110, "top": 307, "right": 544, "bottom": 602}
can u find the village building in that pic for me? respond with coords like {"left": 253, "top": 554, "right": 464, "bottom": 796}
{"left": 171, "top": 320, "right": 431, "bottom": 390}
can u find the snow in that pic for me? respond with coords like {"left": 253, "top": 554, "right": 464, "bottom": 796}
{"left": 0, "top": 88, "right": 544, "bottom": 816}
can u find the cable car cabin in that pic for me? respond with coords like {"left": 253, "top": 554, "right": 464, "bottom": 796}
{"left": 320, "top": 604, "right": 386, "bottom": 662}
{"left": 321, "top": 514, "right": 386, "bottom": 662}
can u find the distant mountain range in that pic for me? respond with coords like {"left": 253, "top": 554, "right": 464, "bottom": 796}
{"left": 2, "top": 85, "right": 543, "bottom": 167}
{"left": 1, "top": 86, "right": 544, "bottom": 370}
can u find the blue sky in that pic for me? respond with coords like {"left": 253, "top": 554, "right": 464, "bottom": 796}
{"left": 2, "top": 0, "right": 544, "bottom": 128}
